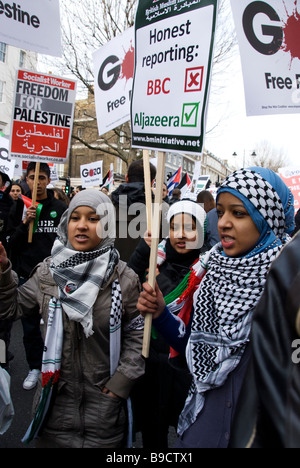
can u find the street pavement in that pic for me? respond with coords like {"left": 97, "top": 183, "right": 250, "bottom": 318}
{"left": 0, "top": 319, "right": 35, "bottom": 448}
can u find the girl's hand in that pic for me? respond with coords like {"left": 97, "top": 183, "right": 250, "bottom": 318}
{"left": 0, "top": 242, "right": 8, "bottom": 270}
{"left": 137, "top": 281, "right": 165, "bottom": 319}
{"left": 144, "top": 230, "right": 152, "bottom": 248}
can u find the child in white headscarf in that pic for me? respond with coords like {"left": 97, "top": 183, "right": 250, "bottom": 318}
{"left": 0, "top": 189, "right": 145, "bottom": 448}
{"left": 129, "top": 199, "right": 207, "bottom": 448}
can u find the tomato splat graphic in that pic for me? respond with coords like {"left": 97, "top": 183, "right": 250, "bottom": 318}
{"left": 281, "top": 0, "right": 300, "bottom": 66}
{"left": 119, "top": 43, "right": 134, "bottom": 85}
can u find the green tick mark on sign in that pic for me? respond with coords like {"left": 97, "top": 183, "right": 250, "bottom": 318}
{"left": 181, "top": 102, "right": 200, "bottom": 127}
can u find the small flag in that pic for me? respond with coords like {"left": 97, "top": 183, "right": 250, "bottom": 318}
{"left": 167, "top": 167, "right": 182, "bottom": 196}
{"left": 101, "top": 163, "right": 114, "bottom": 192}
{"left": 177, "top": 173, "right": 192, "bottom": 197}
{"left": 21, "top": 195, "right": 43, "bottom": 234}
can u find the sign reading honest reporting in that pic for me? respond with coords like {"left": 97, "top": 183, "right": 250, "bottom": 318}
{"left": 131, "top": 0, "right": 218, "bottom": 154}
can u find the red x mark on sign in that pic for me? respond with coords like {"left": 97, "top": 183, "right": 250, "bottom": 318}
{"left": 184, "top": 67, "right": 204, "bottom": 93}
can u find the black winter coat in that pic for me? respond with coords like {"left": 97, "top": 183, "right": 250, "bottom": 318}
{"left": 230, "top": 233, "right": 300, "bottom": 448}
{"left": 7, "top": 189, "right": 67, "bottom": 278}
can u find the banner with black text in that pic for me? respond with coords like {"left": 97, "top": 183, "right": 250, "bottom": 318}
{"left": 231, "top": 0, "right": 300, "bottom": 116}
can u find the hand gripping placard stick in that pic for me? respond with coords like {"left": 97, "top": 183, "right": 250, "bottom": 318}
{"left": 28, "top": 161, "right": 40, "bottom": 243}
{"left": 142, "top": 151, "right": 166, "bottom": 358}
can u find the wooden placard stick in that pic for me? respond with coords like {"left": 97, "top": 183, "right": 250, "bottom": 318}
{"left": 142, "top": 151, "right": 166, "bottom": 358}
{"left": 28, "top": 161, "right": 40, "bottom": 243}
{"left": 0, "top": 338, "right": 5, "bottom": 364}
{"left": 143, "top": 149, "right": 152, "bottom": 233}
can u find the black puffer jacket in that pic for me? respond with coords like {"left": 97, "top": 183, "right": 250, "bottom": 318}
{"left": 7, "top": 189, "right": 67, "bottom": 278}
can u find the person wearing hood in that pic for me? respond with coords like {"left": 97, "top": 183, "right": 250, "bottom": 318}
{"left": 137, "top": 167, "right": 295, "bottom": 448}
{"left": 128, "top": 199, "right": 207, "bottom": 448}
{"left": 111, "top": 159, "right": 168, "bottom": 262}
{"left": 0, "top": 189, "right": 145, "bottom": 448}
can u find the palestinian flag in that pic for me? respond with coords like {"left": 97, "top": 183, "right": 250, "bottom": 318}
{"left": 177, "top": 172, "right": 192, "bottom": 197}
{"left": 21, "top": 195, "right": 43, "bottom": 234}
{"left": 101, "top": 163, "right": 114, "bottom": 191}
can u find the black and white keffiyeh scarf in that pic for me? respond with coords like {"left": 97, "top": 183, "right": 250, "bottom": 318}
{"left": 177, "top": 167, "right": 294, "bottom": 436}
{"left": 49, "top": 238, "right": 120, "bottom": 337}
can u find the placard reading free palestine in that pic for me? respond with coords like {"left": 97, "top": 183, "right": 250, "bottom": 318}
{"left": 131, "top": 0, "right": 218, "bottom": 154}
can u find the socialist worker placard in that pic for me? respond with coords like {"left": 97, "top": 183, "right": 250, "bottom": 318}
{"left": 10, "top": 69, "right": 76, "bottom": 164}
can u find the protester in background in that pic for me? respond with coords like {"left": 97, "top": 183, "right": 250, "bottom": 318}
{"left": 75, "top": 185, "right": 85, "bottom": 194}
{"left": 7, "top": 162, "right": 67, "bottom": 391}
{"left": 100, "top": 186, "right": 109, "bottom": 196}
{"left": 111, "top": 159, "right": 159, "bottom": 262}
{"left": 137, "top": 167, "right": 295, "bottom": 448}
{"left": 230, "top": 231, "right": 300, "bottom": 448}
{"left": 169, "top": 188, "right": 181, "bottom": 205}
{"left": 162, "top": 183, "right": 170, "bottom": 204}
{"left": 129, "top": 200, "right": 207, "bottom": 448}
{"left": 18, "top": 174, "right": 30, "bottom": 194}
{"left": 0, "top": 171, "right": 10, "bottom": 191}
{"left": 10, "top": 183, "right": 24, "bottom": 202}
{"left": 52, "top": 187, "right": 70, "bottom": 206}
{"left": 0, "top": 189, "right": 144, "bottom": 448}
{"left": 197, "top": 190, "right": 219, "bottom": 248}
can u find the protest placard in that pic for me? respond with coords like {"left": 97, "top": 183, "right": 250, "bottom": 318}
{"left": 131, "top": 0, "right": 218, "bottom": 154}
{"left": 80, "top": 160, "right": 103, "bottom": 188}
{"left": 0, "top": 0, "right": 61, "bottom": 57}
{"left": 231, "top": 0, "right": 300, "bottom": 116}
{"left": 131, "top": 0, "right": 218, "bottom": 356}
{"left": 93, "top": 28, "right": 134, "bottom": 135}
{"left": 278, "top": 166, "right": 300, "bottom": 212}
{"left": 10, "top": 69, "right": 76, "bottom": 164}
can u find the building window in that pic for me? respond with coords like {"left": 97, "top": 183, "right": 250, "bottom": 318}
{"left": 0, "top": 42, "right": 6, "bottom": 62}
{"left": 19, "top": 50, "right": 26, "bottom": 67}
{"left": 0, "top": 81, "right": 4, "bottom": 102}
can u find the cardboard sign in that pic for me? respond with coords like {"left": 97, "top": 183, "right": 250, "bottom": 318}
{"left": 0, "top": 0, "right": 62, "bottom": 57}
{"left": 131, "top": 0, "right": 218, "bottom": 154}
{"left": 231, "top": 0, "right": 300, "bottom": 116}
{"left": 278, "top": 166, "right": 300, "bottom": 212}
{"left": 0, "top": 135, "right": 16, "bottom": 179}
{"left": 10, "top": 70, "right": 76, "bottom": 164}
{"left": 80, "top": 160, "right": 103, "bottom": 187}
{"left": 93, "top": 28, "right": 134, "bottom": 135}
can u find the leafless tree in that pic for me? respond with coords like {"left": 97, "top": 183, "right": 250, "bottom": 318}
{"left": 250, "top": 140, "right": 290, "bottom": 172}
